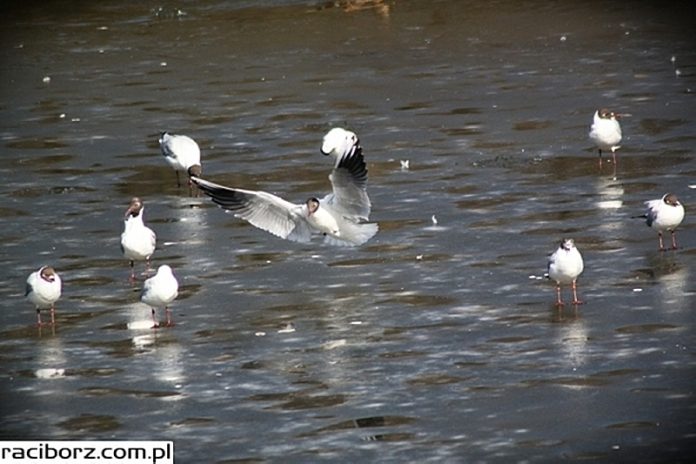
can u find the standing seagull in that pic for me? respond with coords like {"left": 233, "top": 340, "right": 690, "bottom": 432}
{"left": 547, "top": 238, "right": 584, "bottom": 307}
{"left": 191, "top": 130, "right": 377, "bottom": 246}
{"left": 141, "top": 265, "right": 179, "bottom": 328}
{"left": 589, "top": 108, "right": 622, "bottom": 168}
{"left": 159, "top": 132, "right": 202, "bottom": 190}
{"left": 635, "top": 193, "right": 685, "bottom": 251}
{"left": 26, "top": 266, "right": 62, "bottom": 325}
{"left": 121, "top": 197, "right": 157, "bottom": 281}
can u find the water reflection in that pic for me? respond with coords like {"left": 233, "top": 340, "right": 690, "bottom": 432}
{"left": 551, "top": 312, "right": 589, "bottom": 370}
{"left": 34, "top": 337, "right": 67, "bottom": 380}
{"left": 644, "top": 253, "right": 691, "bottom": 313}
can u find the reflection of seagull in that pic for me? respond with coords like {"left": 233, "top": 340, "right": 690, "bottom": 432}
{"left": 589, "top": 108, "right": 622, "bottom": 168}
{"left": 26, "top": 266, "right": 62, "bottom": 325}
{"left": 547, "top": 238, "right": 584, "bottom": 307}
{"left": 120, "top": 197, "right": 156, "bottom": 281}
{"left": 159, "top": 132, "right": 202, "bottom": 188}
{"left": 141, "top": 265, "right": 179, "bottom": 328}
{"left": 192, "top": 129, "right": 377, "bottom": 246}
{"left": 635, "top": 193, "right": 685, "bottom": 251}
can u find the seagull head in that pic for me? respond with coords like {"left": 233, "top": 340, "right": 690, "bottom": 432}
{"left": 125, "top": 197, "right": 144, "bottom": 219}
{"left": 40, "top": 266, "right": 57, "bottom": 282}
{"left": 188, "top": 164, "right": 202, "bottom": 177}
{"left": 306, "top": 197, "right": 321, "bottom": 216}
{"left": 597, "top": 108, "right": 618, "bottom": 120}
{"left": 158, "top": 131, "right": 170, "bottom": 145}
{"left": 321, "top": 127, "right": 360, "bottom": 158}
{"left": 156, "top": 265, "right": 174, "bottom": 276}
{"left": 560, "top": 238, "right": 575, "bottom": 251}
{"left": 663, "top": 193, "right": 681, "bottom": 207}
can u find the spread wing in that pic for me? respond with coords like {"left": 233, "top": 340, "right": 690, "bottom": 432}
{"left": 322, "top": 145, "right": 371, "bottom": 220}
{"left": 191, "top": 176, "right": 312, "bottom": 242}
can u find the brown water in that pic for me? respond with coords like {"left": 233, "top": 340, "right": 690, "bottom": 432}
{"left": 1, "top": 1, "right": 695, "bottom": 462}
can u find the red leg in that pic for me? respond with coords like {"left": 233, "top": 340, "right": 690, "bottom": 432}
{"left": 555, "top": 284, "right": 565, "bottom": 307}
{"left": 143, "top": 258, "right": 154, "bottom": 276}
{"left": 36, "top": 309, "right": 43, "bottom": 326}
{"left": 190, "top": 182, "right": 200, "bottom": 197}
{"left": 50, "top": 306, "right": 56, "bottom": 325}
{"left": 598, "top": 150, "right": 603, "bottom": 169}
{"left": 165, "top": 308, "right": 174, "bottom": 327}
{"left": 571, "top": 281, "right": 583, "bottom": 305}
{"left": 670, "top": 230, "right": 679, "bottom": 250}
{"left": 658, "top": 232, "right": 665, "bottom": 251}
{"left": 151, "top": 308, "right": 159, "bottom": 329}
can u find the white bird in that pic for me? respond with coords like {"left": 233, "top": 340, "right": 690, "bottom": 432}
{"left": 191, "top": 130, "right": 377, "bottom": 247}
{"left": 635, "top": 193, "right": 685, "bottom": 251}
{"left": 589, "top": 108, "right": 622, "bottom": 168}
{"left": 547, "top": 238, "right": 584, "bottom": 307}
{"left": 320, "top": 127, "right": 372, "bottom": 220}
{"left": 26, "top": 266, "right": 62, "bottom": 325}
{"left": 159, "top": 132, "right": 202, "bottom": 189}
{"left": 141, "top": 265, "right": 179, "bottom": 328}
{"left": 120, "top": 197, "right": 157, "bottom": 281}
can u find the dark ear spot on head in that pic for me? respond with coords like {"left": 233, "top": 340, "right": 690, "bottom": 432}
{"left": 188, "top": 165, "right": 202, "bottom": 177}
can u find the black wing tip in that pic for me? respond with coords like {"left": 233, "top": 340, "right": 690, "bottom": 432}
{"left": 336, "top": 145, "right": 368, "bottom": 183}
{"left": 190, "top": 176, "right": 247, "bottom": 212}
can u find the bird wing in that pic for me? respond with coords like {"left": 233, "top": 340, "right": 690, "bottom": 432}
{"left": 140, "top": 276, "right": 155, "bottom": 300}
{"left": 323, "top": 145, "right": 371, "bottom": 220}
{"left": 160, "top": 133, "right": 178, "bottom": 160}
{"left": 546, "top": 250, "right": 558, "bottom": 276}
{"left": 191, "top": 176, "right": 311, "bottom": 242}
{"left": 25, "top": 271, "right": 37, "bottom": 297}
{"left": 643, "top": 199, "right": 661, "bottom": 227}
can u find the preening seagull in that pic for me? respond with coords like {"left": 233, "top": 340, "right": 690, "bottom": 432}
{"left": 26, "top": 266, "right": 62, "bottom": 325}
{"left": 159, "top": 132, "right": 202, "bottom": 188}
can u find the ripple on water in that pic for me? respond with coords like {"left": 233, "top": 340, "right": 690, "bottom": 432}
{"left": 8, "top": 186, "right": 97, "bottom": 198}
{"left": 58, "top": 414, "right": 121, "bottom": 433}
{"left": 79, "top": 386, "right": 181, "bottom": 399}
{"left": 248, "top": 389, "right": 348, "bottom": 411}
{"left": 614, "top": 324, "right": 679, "bottom": 334}
{"left": 406, "top": 373, "right": 469, "bottom": 387}
{"left": 298, "top": 415, "right": 417, "bottom": 438}
{"left": 606, "top": 421, "right": 660, "bottom": 430}
{"left": 9, "top": 141, "right": 70, "bottom": 151}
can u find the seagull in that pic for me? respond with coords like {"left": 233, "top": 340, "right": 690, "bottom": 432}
{"left": 26, "top": 266, "right": 62, "bottom": 325}
{"left": 141, "top": 264, "right": 179, "bottom": 328}
{"left": 589, "top": 108, "right": 622, "bottom": 168}
{"left": 320, "top": 127, "right": 372, "bottom": 220}
{"left": 547, "top": 238, "right": 584, "bottom": 307}
{"left": 159, "top": 132, "right": 202, "bottom": 189}
{"left": 634, "top": 193, "right": 685, "bottom": 251}
{"left": 191, "top": 129, "right": 377, "bottom": 246}
{"left": 120, "top": 197, "right": 157, "bottom": 281}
